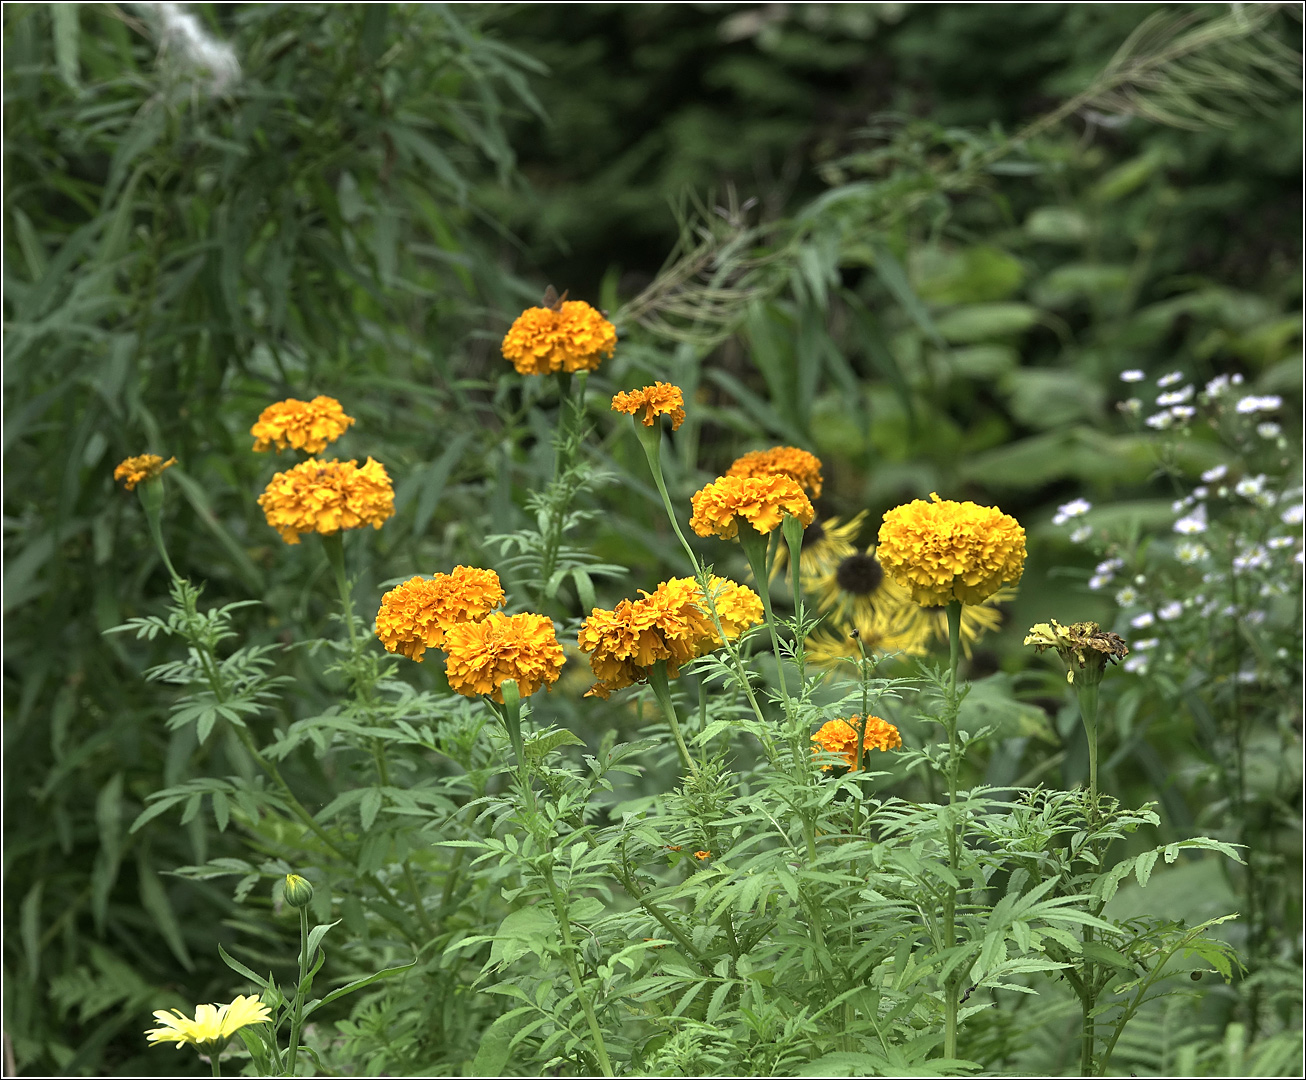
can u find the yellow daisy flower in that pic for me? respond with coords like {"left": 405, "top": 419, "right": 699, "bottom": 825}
{"left": 250, "top": 395, "right": 354, "bottom": 454}
{"left": 145, "top": 994, "right": 271, "bottom": 1051}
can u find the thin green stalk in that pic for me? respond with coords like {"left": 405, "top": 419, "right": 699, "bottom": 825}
{"left": 321, "top": 532, "right": 360, "bottom": 655}
{"left": 542, "top": 863, "right": 614, "bottom": 1077}
{"left": 1074, "top": 676, "right": 1102, "bottom": 1076}
{"left": 942, "top": 600, "right": 963, "bottom": 1062}
{"left": 286, "top": 905, "right": 310, "bottom": 1075}
{"left": 648, "top": 661, "right": 694, "bottom": 773}
{"left": 209, "top": 1050, "right": 221, "bottom": 1078}
{"left": 739, "top": 527, "right": 791, "bottom": 710}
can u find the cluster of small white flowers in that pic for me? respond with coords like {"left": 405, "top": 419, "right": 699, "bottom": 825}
{"left": 1174, "top": 504, "right": 1208, "bottom": 534}
{"left": 1053, "top": 498, "right": 1092, "bottom": 526}
{"left": 1158, "top": 600, "right": 1183, "bottom": 621}
{"left": 1157, "top": 371, "right": 1185, "bottom": 388}
{"left": 1236, "top": 395, "right": 1283, "bottom": 414}
{"left": 1234, "top": 474, "right": 1276, "bottom": 508}
{"left": 1120, "top": 370, "right": 1146, "bottom": 383}
{"left": 1088, "top": 557, "right": 1125, "bottom": 591}
{"left": 1156, "top": 386, "right": 1194, "bottom": 406}
{"left": 1258, "top": 422, "right": 1282, "bottom": 439}
{"left": 1176, "top": 540, "right": 1209, "bottom": 564}
{"left": 1233, "top": 545, "right": 1271, "bottom": 572}
{"left": 1201, "top": 464, "right": 1228, "bottom": 483}
{"left": 1130, "top": 612, "right": 1155, "bottom": 629}
{"left": 1204, "top": 373, "right": 1244, "bottom": 398}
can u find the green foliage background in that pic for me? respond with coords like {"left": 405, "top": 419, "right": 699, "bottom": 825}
{"left": 3, "top": 2, "right": 1301, "bottom": 1076}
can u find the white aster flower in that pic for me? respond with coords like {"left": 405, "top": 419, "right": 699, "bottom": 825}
{"left": 1258, "top": 422, "right": 1282, "bottom": 439}
{"left": 1115, "top": 586, "right": 1139, "bottom": 606}
{"left": 1156, "top": 386, "right": 1194, "bottom": 406}
{"left": 1236, "top": 395, "right": 1282, "bottom": 414}
{"left": 1120, "top": 369, "right": 1146, "bottom": 383}
{"left": 1130, "top": 612, "right": 1156, "bottom": 629}
{"left": 1053, "top": 498, "right": 1092, "bottom": 525}
{"left": 1157, "top": 371, "right": 1184, "bottom": 388}
{"left": 1268, "top": 536, "right": 1295, "bottom": 549}
{"left": 1201, "top": 464, "right": 1228, "bottom": 483}
{"left": 1133, "top": 638, "right": 1159, "bottom": 651}
{"left": 1176, "top": 540, "right": 1209, "bottom": 564}
{"left": 1158, "top": 601, "right": 1183, "bottom": 621}
{"left": 1123, "top": 655, "right": 1149, "bottom": 674}
{"left": 1174, "top": 504, "right": 1208, "bottom": 534}
{"left": 1070, "top": 525, "right": 1093, "bottom": 543}
{"left": 1146, "top": 412, "right": 1174, "bottom": 430}
{"left": 1281, "top": 504, "right": 1304, "bottom": 525}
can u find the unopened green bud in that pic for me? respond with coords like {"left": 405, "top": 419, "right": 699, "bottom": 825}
{"left": 284, "top": 874, "right": 314, "bottom": 908}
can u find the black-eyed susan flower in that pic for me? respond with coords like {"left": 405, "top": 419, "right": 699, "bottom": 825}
{"left": 501, "top": 297, "right": 616, "bottom": 375}
{"left": 442, "top": 611, "right": 566, "bottom": 702}
{"left": 689, "top": 474, "right": 814, "bottom": 541}
{"left": 726, "top": 446, "right": 824, "bottom": 497}
{"left": 257, "top": 458, "right": 394, "bottom": 544}
{"left": 876, "top": 492, "right": 1026, "bottom": 606}
{"left": 251, "top": 395, "right": 354, "bottom": 454}
{"left": 114, "top": 454, "right": 176, "bottom": 490}
{"left": 145, "top": 994, "right": 271, "bottom": 1052}
{"left": 811, "top": 715, "right": 901, "bottom": 771}
{"left": 374, "top": 568, "right": 506, "bottom": 662}
{"left": 610, "top": 382, "right": 686, "bottom": 430}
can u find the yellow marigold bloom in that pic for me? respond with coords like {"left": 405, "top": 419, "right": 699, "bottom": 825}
{"left": 114, "top": 454, "right": 176, "bottom": 490}
{"left": 689, "top": 474, "right": 815, "bottom": 540}
{"left": 811, "top": 716, "right": 901, "bottom": 771}
{"left": 375, "top": 568, "right": 505, "bottom": 662}
{"left": 726, "top": 446, "right": 824, "bottom": 497}
{"left": 876, "top": 492, "right": 1026, "bottom": 606}
{"left": 257, "top": 457, "right": 395, "bottom": 545}
{"left": 578, "top": 576, "right": 762, "bottom": 697}
{"left": 501, "top": 299, "right": 617, "bottom": 375}
{"left": 250, "top": 395, "right": 355, "bottom": 454}
{"left": 1026, "top": 618, "right": 1129, "bottom": 685}
{"left": 145, "top": 994, "right": 271, "bottom": 1050}
{"left": 442, "top": 611, "right": 566, "bottom": 702}
{"left": 610, "top": 382, "right": 686, "bottom": 430}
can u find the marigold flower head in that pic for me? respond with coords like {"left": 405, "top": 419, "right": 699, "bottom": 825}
{"left": 257, "top": 457, "right": 395, "bottom": 545}
{"left": 251, "top": 395, "right": 354, "bottom": 454}
{"left": 145, "top": 994, "right": 271, "bottom": 1050}
{"left": 375, "top": 568, "right": 505, "bottom": 662}
{"left": 811, "top": 716, "right": 901, "bottom": 771}
{"left": 726, "top": 446, "right": 824, "bottom": 497}
{"left": 442, "top": 611, "right": 565, "bottom": 702}
{"left": 577, "top": 575, "right": 762, "bottom": 697}
{"left": 501, "top": 298, "right": 617, "bottom": 375}
{"left": 114, "top": 454, "right": 176, "bottom": 490}
{"left": 610, "top": 382, "right": 686, "bottom": 430}
{"left": 690, "top": 474, "right": 815, "bottom": 540}
{"left": 1025, "top": 619, "right": 1129, "bottom": 686}
{"left": 876, "top": 492, "right": 1026, "bottom": 606}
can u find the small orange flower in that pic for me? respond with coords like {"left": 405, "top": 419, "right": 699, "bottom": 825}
{"left": 811, "top": 715, "right": 901, "bottom": 771}
{"left": 610, "top": 382, "right": 686, "bottom": 430}
{"left": 374, "top": 568, "right": 506, "bottom": 662}
{"left": 114, "top": 454, "right": 176, "bottom": 490}
{"left": 664, "top": 845, "right": 683, "bottom": 852}
{"left": 693, "top": 850, "right": 711, "bottom": 860}
{"left": 689, "top": 474, "right": 814, "bottom": 540}
{"left": 501, "top": 299, "right": 617, "bottom": 375}
{"left": 726, "top": 446, "right": 824, "bottom": 497}
{"left": 251, "top": 396, "right": 354, "bottom": 454}
{"left": 442, "top": 611, "right": 566, "bottom": 702}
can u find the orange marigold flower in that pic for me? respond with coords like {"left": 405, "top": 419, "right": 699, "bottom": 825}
{"left": 577, "top": 576, "right": 762, "bottom": 697}
{"left": 501, "top": 299, "right": 617, "bottom": 375}
{"left": 693, "top": 850, "right": 711, "bottom": 860}
{"left": 876, "top": 492, "right": 1026, "bottom": 606}
{"left": 610, "top": 382, "right": 686, "bottom": 430}
{"left": 114, "top": 454, "right": 176, "bottom": 490}
{"left": 726, "top": 446, "right": 824, "bottom": 497}
{"left": 251, "top": 396, "right": 355, "bottom": 454}
{"left": 811, "top": 716, "right": 901, "bottom": 771}
{"left": 689, "top": 474, "right": 815, "bottom": 540}
{"left": 257, "top": 457, "right": 395, "bottom": 545}
{"left": 442, "top": 611, "right": 566, "bottom": 702}
{"left": 374, "top": 568, "right": 506, "bottom": 662}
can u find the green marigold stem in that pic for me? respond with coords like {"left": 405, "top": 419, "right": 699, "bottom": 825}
{"left": 210, "top": 1050, "right": 221, "bottom": 1078}
{"left": 942, "top": 599, "right": 963, "bottom": 1063}
{"left": 633, "top": 421, "right": 700, "bottom": 574}
{"left": 542, "top": 861, "right": 614, "bottom": 1077}
{"left": 320, "top": 532, "right": 360, "bottom": 653}
{"left": 286, "top": 904, "right": 310, "bottom": 1074}
{"left": 648, "top": 661, "right": 693, "bottom": 773}
{"left": 739, "top": 527, "right": 791, "bottom": 709}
